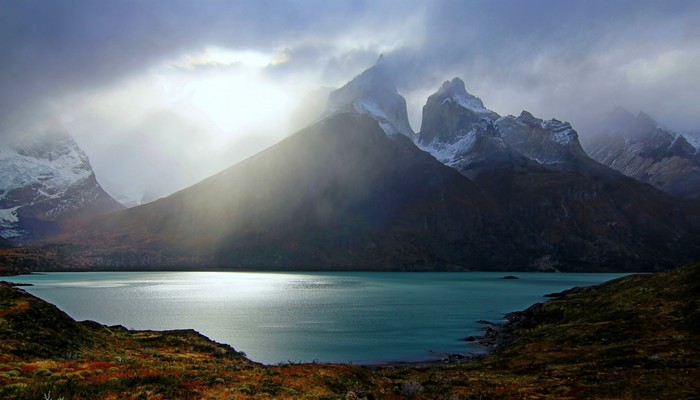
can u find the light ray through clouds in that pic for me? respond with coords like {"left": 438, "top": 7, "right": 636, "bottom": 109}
{"left": 1, "top": 0, "right": 699, "bottom": 205}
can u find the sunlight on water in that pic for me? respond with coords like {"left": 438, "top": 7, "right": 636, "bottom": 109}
{"left": 10, "top": 271, "right": 625, "bottom": 364}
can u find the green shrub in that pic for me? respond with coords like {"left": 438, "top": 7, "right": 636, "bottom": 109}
{"left": 34, "top": 368, "right": 52, "bottom": 377}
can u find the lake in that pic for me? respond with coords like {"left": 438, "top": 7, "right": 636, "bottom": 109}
{"left": 9, "top": 271, "right": 625, "bottom": 364}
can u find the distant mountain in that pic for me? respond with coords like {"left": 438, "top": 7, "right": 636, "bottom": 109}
{"left": 0, "top": 121, "right": 123, "bottom": 240}
{"left": 417, "top": 78, "right": 700, "bottom": 271}
{"left": 39, "top": 69, "right": 700, "bottom": 272}
{"left": 585, "top": 108, "right": 700, "bottom": 199}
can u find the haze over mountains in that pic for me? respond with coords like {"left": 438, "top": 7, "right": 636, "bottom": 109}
{"left": 1, "top": 61, "right": 688, "bottom": 273}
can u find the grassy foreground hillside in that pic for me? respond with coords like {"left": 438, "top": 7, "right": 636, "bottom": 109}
{"left": 1, "top": 263, "right": 698, "bottom": 399}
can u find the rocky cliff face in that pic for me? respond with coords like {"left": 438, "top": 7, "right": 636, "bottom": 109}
{"left": 585, "top": 109, "right": 700, "bottom": 198}
{"left": 0, "top": 121, "right": 123, "bottom": 240}
{"left": 417, "top": 78, "right": 498, "bottom": 146}
{"left": 495, "top": 111, "right": 589, "bottom": 167}
{"left": 416, "top": 78, "right": 591, "bottom": 177}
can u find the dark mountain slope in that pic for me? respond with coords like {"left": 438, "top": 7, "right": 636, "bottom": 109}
{"left": 57, "top": 113, "right": 543, "bottom": 270}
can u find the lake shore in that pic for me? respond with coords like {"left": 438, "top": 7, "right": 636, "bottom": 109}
{"left": 4, "top": 270, "right": 624, "bottom": 365}
{"left": 2, "top": 264, "right": 699, "bottom": 398}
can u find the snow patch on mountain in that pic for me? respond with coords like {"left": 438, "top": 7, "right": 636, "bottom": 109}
{"left": 442, "top": 93, "right": 493, "bottom": 115}
{"left": 352, "top": 99, "right": 403, "bottom": 137}
{"left": 686, "top": 134, "right": 700, "bottom": 150}
{"left": 418, "top": 129, "right": 479, "bottom": 166}
{"left": 540, "top": 119, "right": 578, "bottom": 146}
{"left": 0, "top": 206, "right": 21, "bottom": 237}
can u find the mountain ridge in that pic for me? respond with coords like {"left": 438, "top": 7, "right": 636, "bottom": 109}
{"left": 52, "top": 112, "right": 548, "bottom": 271}
{"left": 8, "top": 66, "right": 700, "bottom": 272}
{"left": 416, "top": 78, "right": 700, "bottom": 272}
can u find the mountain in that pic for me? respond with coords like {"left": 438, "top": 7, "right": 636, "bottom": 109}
{"left": 417, "top": 78, "right": 700, "bottom": 271}
{"left": 417, "top": 78, "right": 590, "bottom": 174}
{"left": 52, "top": 63, "right": 551, "bottom": 271}
{"left": 55, "top": 112, "right": 543, "bottom": 270}
{"left": 33, "top": 69, "right": 700, "bottom": 272}
{"left": 585, "top": 108, "right": 700, "bottom": 198}
{"left": 0, "top": 121, "right": 123, "bottom": 240}
{"left": 495, "top": 111, "right": 589, "bottom": 168}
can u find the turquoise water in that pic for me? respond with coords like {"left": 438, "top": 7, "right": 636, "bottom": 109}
{"left": 9, "top": 271, "right": 625, "bottom": 364}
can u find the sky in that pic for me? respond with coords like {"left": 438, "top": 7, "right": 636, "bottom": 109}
{"left": 1, "top": 0, "right": 699, "bottom": 204}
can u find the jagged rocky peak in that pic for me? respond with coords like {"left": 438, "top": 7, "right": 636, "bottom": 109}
{"left": 418, "top": 77, "right": 499, "bottom": 145}
{"left": 325, "top": 56, "right": 414, "bottom": 138}
{"left": 495, "top": 111, "right": 587, "bottom": 164}
{"left": 434, "top": 78, "right": 489, "bottom": 112}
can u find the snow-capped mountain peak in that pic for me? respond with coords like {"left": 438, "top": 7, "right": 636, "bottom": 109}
{"left": 325, "top": 59, "right": 414, "bottom": 138}
{"left": 435, "top": 78, "right": 492, "bottom": 114}
{"left": 417, "top": 78, "right": 499, "bottom": 146}
{"left": 0, "top": 121, "right": 122, "bottom": 239}
{"left": 0, "top": 129, "right": 93, "bottom": 203}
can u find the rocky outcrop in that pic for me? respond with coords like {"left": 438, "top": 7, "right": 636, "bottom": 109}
{"left": 495, "top": 111, "right": 589, "bottom": 167}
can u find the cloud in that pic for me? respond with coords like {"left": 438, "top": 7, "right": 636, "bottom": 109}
{"left": 382, "top": 0, "right": 700, "bottom": 131}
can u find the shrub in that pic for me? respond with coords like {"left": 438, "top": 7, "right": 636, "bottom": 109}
{"left": 400, "top": 381, "right": 424, "bottom": 398}
{"left": 34, "top": 368, "right": 52, "bottom": 377}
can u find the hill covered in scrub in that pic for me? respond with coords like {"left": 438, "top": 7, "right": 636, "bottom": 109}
{"left": 1, "top": 263, "right": 699, "bottom": 399}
